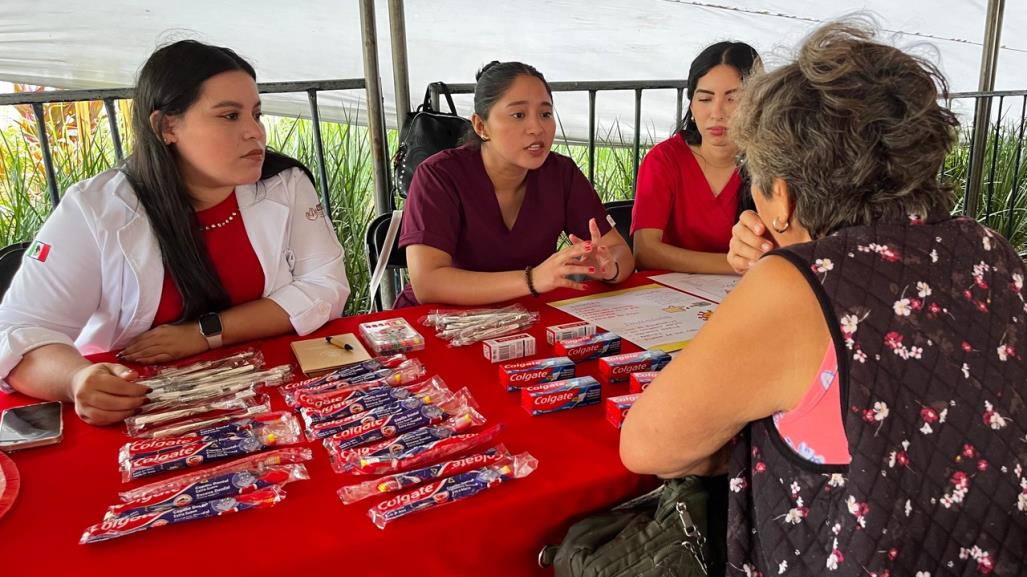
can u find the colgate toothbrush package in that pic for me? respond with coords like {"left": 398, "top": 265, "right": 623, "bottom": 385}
{"left": 81, "top": 486, "right": 286, "bottom": 544}
{"left": 337, "top": 444, "right": 511, "bottom": 504}
{"left": 119, "top": 413, "right": 303, "bottom": 481}
{"left": 366, "top": 452, "right": 538, "bottom": 529}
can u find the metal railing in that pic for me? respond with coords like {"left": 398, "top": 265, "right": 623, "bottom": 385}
{"left": 0, "top": 79, "right": 372, "bottom": 219}
{"left": 948, "top": 89, "right": 1027, "bottom": 240}
{"left": 3, "top": 82, "right": 1025, "bottom": 255}
{"left": 432, "top": 82, "right": 1026, "bottom": 252}
{"left": 431, "top": 80, "right": 690, "bottom": 191}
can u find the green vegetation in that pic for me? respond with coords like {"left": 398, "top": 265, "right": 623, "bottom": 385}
{"left": 2, "top": 95, "right": 1025, "bottom": 318}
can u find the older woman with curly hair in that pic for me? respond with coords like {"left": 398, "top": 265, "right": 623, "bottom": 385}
{"left": 621, "top": 20, "right": 1026, "bottom": 576}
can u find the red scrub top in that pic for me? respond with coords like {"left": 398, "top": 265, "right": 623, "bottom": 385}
{"left": 630, "top": 135, "right": 740, "bottom": 253}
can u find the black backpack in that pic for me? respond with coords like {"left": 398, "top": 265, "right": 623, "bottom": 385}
{"left": 393, "top": 82, "right": 472, "bottom": 199}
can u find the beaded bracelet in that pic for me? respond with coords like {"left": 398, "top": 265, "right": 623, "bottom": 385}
{"left": 525, "top": 266, "right": 541, "bottom": 297}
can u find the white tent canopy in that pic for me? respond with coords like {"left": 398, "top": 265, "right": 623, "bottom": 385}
{"left": 1, "top": 0, "right": 1025, "bottom": 142}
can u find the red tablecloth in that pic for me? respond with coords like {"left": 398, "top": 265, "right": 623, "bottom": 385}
{"left": 0, "top": 273, "right": 663, "bottom": 576}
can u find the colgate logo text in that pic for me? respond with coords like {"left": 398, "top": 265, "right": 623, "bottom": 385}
{"left": 536, "top": 391, "right": 576, "bottom": 405}
{"left": 612, "top": 362, "right": 649, "bottom": 376}
{"left": 510, "top": 370, "right": 550, "bottom": 383}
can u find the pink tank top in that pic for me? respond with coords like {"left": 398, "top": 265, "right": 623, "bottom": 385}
{"left": 772, "top": 343, "right": 851, "bottom": 465}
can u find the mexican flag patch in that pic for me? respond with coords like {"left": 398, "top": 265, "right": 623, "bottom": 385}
{"left": 27, "top": 240, "right": 51, "bottom": 262}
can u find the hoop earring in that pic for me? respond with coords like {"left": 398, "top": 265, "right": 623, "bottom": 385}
{"left": 771, "top": 217, "right": 791, "bottom": 233}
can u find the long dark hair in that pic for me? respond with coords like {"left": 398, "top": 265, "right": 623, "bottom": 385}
{"left": 460, "top": 61, "right": 553, "bottom": 147}
{"left": 677, "top": 41, "right": 760, "bottom": 216}
{"left": 123, "top": 40, "right": 310, "bottom": 322}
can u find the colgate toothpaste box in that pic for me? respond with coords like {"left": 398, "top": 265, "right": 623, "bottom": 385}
{"left": 598, "top": 350, "right": 672, "bottom": 385}
{"left": 482, "top": 333, "right": 536, "bottom": 363}
{"left": 554, "top": 332, "right": 621, "bottom": 363}
{"left": 628, "top": 371, "right": 660, "bottom": 393}
{"left": 499, "top": 356, "right": 575, "bottom": 392}
{"left": 521, "top": 376, "right": 601, "bottom": 416}
{"left": 605, "top": 393, "right": 641, "bottom": 428}
{"left": 545, "top": 321, "right": 596, "bottom": 345}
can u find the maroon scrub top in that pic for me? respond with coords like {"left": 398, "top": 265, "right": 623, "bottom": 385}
{"left": 395, "top": 145, "right": 612, "bottom": 307}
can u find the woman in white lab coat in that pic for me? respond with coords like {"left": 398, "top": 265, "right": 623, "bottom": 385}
{"left": 0, "top": 40, "right": 350, "bottom": 425}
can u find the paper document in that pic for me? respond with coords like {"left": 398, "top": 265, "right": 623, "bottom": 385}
{"left": 648, "top": 272, "right": 739, "bottom": 304}
{"left": 549, "top": 284, "right": 716, "bottom": 352}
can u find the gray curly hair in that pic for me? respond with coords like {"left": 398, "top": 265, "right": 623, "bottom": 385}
{"left": 730, "top": 19, "right": 960, "bottom": 239}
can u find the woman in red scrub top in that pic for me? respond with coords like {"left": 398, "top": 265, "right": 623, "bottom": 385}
{"left": 632, "top": 42, "right": 761, "bottom": 274}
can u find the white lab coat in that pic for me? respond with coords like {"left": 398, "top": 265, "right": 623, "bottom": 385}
{"left": 0, "top": 167, "right": 350, "bottom": 391}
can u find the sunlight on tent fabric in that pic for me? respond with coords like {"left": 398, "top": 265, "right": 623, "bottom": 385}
{"left": 0, "top": 0, "right": 1023, "bottom": 142}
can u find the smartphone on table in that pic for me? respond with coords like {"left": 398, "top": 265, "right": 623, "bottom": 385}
{"left": 0, "top": 401, "right": 64, "bottom": 451}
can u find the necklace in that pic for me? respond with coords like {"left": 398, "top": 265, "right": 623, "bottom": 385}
{"left": 202, "top": 210, "right": 238, "bottom": 231}
{"left": 693, "top": 145, "right": 738, "bottom": 171}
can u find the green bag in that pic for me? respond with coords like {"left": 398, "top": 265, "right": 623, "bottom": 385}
{"left": 540, "top": 475, "right": 726, "bottom": 577}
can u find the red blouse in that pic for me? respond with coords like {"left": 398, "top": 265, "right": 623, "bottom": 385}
{"left": 151, "top": 191, "right": 265, "bottom": 326}
{"left": 630, "top": 135, "right": 741, "bottom": 253}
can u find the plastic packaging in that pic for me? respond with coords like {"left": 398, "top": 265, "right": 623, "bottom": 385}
{"left": 120, "top": 411, "right": 298, "bottom": 461}
{"left": 420, "top": 305, "right": 539, "bottom": 347}
{"left": 118, "top": 447, "right": 312, "bottom": 502}
{"left": 119, "top": 413, "right": 303, "bottom": 481}
{"left": 125, "top": 391, "right": 270, "bottom": 438}
{"left": 358, "top": 318, "right": 426, "bottom": 356}
{"left": 133, "top": 403, "right": 272, "bottom": 439}
{"left": 316, "top": 388, "right": 477, "bottom": 448}
{"left": 299, "top": 377, "right": 449, "bottom": 429}
{"left": 366, "top": 452, "right": 537, "bottom": 529}
{"left": 278, "top": 354, "right": 408, "bottom": 394}
{"left": 140, "top": 364, "right": 292, "bottom": 410}
{"left": 324, "top": 410, "right": 488, "bottom": 474}
{"left": 80, "top": 486, "right": 286, "bottom": 544}
{"left": 282, "top": 359, "right": 426, "bottom": 408}
{"left": 337, "top": 444, "right": 509, "bottom": 505}
{"left": 341, "top": 420, "right": 501, "bottom": 476}
{"left": 137, "top": 349, "right": 264, "bottom": 381}
{"left": 106, "top": 463, "right": 307, "bottom": 519}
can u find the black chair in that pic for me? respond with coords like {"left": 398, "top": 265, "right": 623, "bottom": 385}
{"left": 0, "top": 242, "right": 31, "bottom": 300}
{"left": 603, "top": 199, "right": 634, "bottom": 252}
{"left": 365, "top": 213, "right": 408, "bottom": 311}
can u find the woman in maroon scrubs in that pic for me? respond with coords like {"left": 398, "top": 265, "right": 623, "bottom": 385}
{"left": 396, "top": 61, "right": 634, "bottom": 307}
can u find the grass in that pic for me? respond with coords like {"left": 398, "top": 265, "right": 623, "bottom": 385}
{"left": 2, "top": 100, "right": 1026, "bottom": 318}
{"left": 944, "top": 124, "right": 1027, "bottom": 252}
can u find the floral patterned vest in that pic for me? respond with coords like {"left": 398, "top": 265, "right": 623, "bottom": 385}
{"left": 727, "top": 212, "right": 1026, "bottom": 576}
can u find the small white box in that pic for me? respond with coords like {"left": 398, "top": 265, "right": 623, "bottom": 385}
{"left": 482, "top": 333, "right": 536, "bottom": 363}
{"left": 545, "top": 321, "right": 596, "bottom": 345}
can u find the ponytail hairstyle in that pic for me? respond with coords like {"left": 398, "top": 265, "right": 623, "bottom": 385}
{"left": 124, "top": 39, "right": 311, "bottom": 321}
{"left": 677, "top": 41, "right": 761, "bottom": 219}
{"left": 460, "top": 60, "right": 553, "bottom": 147}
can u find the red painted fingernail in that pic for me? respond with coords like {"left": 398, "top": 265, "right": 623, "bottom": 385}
{"left": 589, "top": 267, "right": 596, "bottom": 273}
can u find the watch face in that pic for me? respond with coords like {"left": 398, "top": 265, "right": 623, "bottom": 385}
{"left": 199, "top": 313, "right": 222, "bottom": 336}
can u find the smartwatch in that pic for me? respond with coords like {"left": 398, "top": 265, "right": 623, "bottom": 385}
{"left": 198, "top": 312, "right": 223, "bottom": 349}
